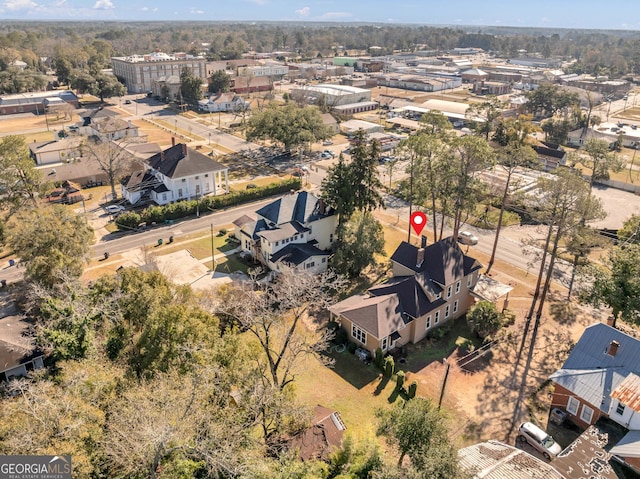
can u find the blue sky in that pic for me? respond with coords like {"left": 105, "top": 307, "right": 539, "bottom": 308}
{"left": 1, "top": 0, "right": 639, "bottom": 30}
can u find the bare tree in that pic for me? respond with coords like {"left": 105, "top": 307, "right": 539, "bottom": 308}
{"left": 83, "top": 137, "right": 139, "bottom": 200}
{"left": 208, "top": 267, "right": 346, "bottom": 391}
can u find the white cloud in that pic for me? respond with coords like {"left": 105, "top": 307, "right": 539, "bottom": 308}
{"left": 140, "top": 6, "right": 148, "bottom": 11}
{"left": 53, "top": 0, "right": 66, "bottom": 6}
{"left": 93, "top": 0, "right": 114, "bottom": 9}
{"left": 295, "top": 6, "right": 310, "bottom": 17}
{"left": 189, "top": 8, "right": 203, "bottom": 14}
{"left": 3, "top": 0, "right": 37, "bottom": 10}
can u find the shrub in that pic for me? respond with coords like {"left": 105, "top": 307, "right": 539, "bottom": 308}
{"left": 383, "top": 355, "right": 394, "bottom": 378}
{"left": 116, "top": 177, "right": 301, "bottom": 231}
{"left": 467, "top": 300, "right": 503, "bottom": 339}
{"left": 333, "top": 328, "right": 348, "bottom": 345}
{"left": 246, "top": 183, "right": 258, "bottom": 189}
{"left": 217, "top": 228, "right": 227, "bottom": 236}
{"left": 374, "top": 348, "right": 384, "bottom": 370}
{"left": 396, "top": 370, "right": 405, "bottom": 390}
{"left": 427, "top": 324, "right": 450, "bottom": 341}
{"left": 347, "top": 342, "right": 357, "bottom": 354}
{"left": 407, "top": 380, "right": 418, "bottom": 399}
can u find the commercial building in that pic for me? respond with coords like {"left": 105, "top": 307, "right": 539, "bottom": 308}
{"left": 0, "top": 90, "right": 78, "bottom": 116}
{"left": 111, "top": 51, "right": 207, "bottom": 93}
{"left": 290, "top": 84, "right": 371, "bottom": 108}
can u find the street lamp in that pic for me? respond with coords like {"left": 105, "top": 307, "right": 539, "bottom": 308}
{"left": 208, "top": 132, "right": 211, "bottom": 145}
{"left": 174, "top": 119, "right": 178, "bottom": 133}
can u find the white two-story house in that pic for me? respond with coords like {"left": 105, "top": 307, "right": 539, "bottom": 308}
{"left": 120, "top": 142, "right": 229, "bottom": 205}
{"left": 198, "top": 92, "right": 250, "bottom": 113}
{"left": 238, "top": 191, "right": 337, "bottom": 274}
{"left": 330, "top": 237, "right": 482, "bottom": 356}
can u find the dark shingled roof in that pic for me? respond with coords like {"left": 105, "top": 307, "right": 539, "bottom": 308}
{"left": 390, "top": 237, "right": 482, "bottom": 286}
{"left": 270, "top": 243, "right": 329, "bottom": 267}
{"left": 256, "top": 191, "right": 333, "bottom": 226}
{"left": 148, "top": 143, "right": 227, "bottom": 179}
{"left": 331, "top": 237, "right": 481, "bottom": 340}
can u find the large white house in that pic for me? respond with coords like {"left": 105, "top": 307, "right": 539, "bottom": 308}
{"left": 237, "top": 191, "right": 337, "bottom": 274}
{"left": 198, "top": 92, "right": 250, "bottom": 113}
{"left": 120, "top": 142, "right": 229, "bottom": 205}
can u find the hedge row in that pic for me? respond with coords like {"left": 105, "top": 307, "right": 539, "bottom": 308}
{"left": 115, "top": 177, "right": 302, "bottom": 231}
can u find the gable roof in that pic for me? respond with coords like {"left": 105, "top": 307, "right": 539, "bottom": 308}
{"left": 289, "top": 405, "right": 346, "bottom": 461}
{"left": 368, "top": 275, "right": 445, "bottom": 319}
{"left": 610, "top": 372, "right": 640, "bottom": 413}
{"left": 458, "top": 440, "right": 565, "bottom": 479}
{"left": 269, "top": 243, "right": 329, "bottom": 267}
{"left": 610, "top": 430, "right": 640, "bottom": 458}
{"left": 257, "top": 222, "right": 308, "bottom": 242}
{"left": 550, "top": 323, "right": 640, "bottom": 413}
{"left": 148, "top": 143, "right": 227, "bottom": 179}
{"left": 329, "top": 293, "right": 406, "bottom": 340}
{"left": 391, "top": 237, "right": 482, "bottom": 286}
{"left": 255, "top": 191, "right": 333, "bottom": 226}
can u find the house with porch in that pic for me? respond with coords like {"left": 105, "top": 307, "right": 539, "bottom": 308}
{"left": 549, "top": 323, "right": 640, "bottom": 474}
{"left": 237, "top": 191, "right": 336, "bottom": 274}
{"left": 120, "top": 142, "right": 229, "bottom": 205}
{"left": 329, "top": 237, "right": 482, "bottom": 356}
{"left": 198, "top": 92, "right": 250, "bottom": 113}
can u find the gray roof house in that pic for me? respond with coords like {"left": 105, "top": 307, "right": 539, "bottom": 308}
{"left": 549, "top": 323, "right": 640, "bottom": 475}
{"left": 238, "top": 191, "right": 336, "bottom": 274}
{"left": 120, "top": 142, "right": 229, "bottom": 205}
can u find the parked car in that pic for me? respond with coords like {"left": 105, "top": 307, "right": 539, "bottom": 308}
{"left": 106, "top": 205, "right": 126, "bottom": 214}
{"left": 517, "top": 422, "right": 562, "bottom": 460}
{"left": 323, "top": 139, "right": 334, "bottom": 146}
{"left": 457, "top": 231, "right": 479, "bottom": 246}
{"left": 124, "top": 99, "right": 132, "bottom": 104}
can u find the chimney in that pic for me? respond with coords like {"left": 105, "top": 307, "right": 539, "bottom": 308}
{"left": 182, "top": 143, "right": 188, "bottom": 156}
{"left": 416, "top": 248, "right": 425, "bottom": 268}
{"left": 606, "top": 316, "right": 615, "bottom": 327}
{"left": 171, "top": 136, "right": 175, "bottom": 147}
{"left": 421, "top": 235, "right": 427, "bottom": 248}
{"left": 160, "top": 150, "right": 164, "bottom": 161}
{"left": 318, "top": 198, "right": 326, "bottom": 215}
{"left": 607, "top": 340, "right": 620, "bottom": 357}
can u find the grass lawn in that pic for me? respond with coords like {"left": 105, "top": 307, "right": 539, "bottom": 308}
{"left": 211, "top": 253, "right": 250, "bottom": 275}
{"left": 161, "top": 231, "right": 237, "bottom": 260}
{"left": 293, "top": 348, "right": 399, "bottom": 440}
{"left": 230, "top": 175, "right": 293, "bottom": 190}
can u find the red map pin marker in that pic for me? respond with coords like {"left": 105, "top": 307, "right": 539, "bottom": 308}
{"left": 410, "top": 211, "right": 427, "bottom": 235}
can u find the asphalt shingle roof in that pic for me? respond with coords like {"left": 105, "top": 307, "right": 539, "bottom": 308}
{"left": 269, "top": 243, "right": 329, "bottom": 267}
{"left": 256, "top": 191, "right": 332, "bottom": 226}
{"left": 148, "top": 143, "right": 227, "bottom": 179}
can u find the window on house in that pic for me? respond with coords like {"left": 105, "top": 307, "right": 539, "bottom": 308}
{"left": 330, "top": 233, "right": 334, "bottom": 243}
{"left": 616, "top": 402, "right": 626, "bottom": 416}
{"left": 580, "top": 404, "right": 594, "bottom": 424}
{"left": 445, "top": 305, "right": 450, "bottom": 319}
{"left": 275, "top": 241, "right": 279, "bottom": 246}
{"left": 426, "top": 315, "right": 431, "bottom": 329}
{"left": 352, "top": 325, "right": 366, "bottom": 344}
{"left": 434, "top": 310, "right": 440, "bottom": 324}
{"left": 195, "top": 176, "right": 199, "bottom": 179}
{"left": 322, "top": 258, "right": 326, "bottom": 263}
{"left": 162, "top": 193, "right": 167, "bottom": 201}
{"left": 467, "top": 276, "right": 473, "bottom": 287}
{"left": 205, "top": 174, "right": 209, "bottom": 177}
{"left": 566, "top": 396, "right": 579, "bottom": 415}
{"left": 455, "top": 281, "right": 461, "bottom": 294}
{"left": 182, "top": 179, "right": 186, "bottom": 182}
{"left": 178, "top": 188, "right": 183, "bottom": 198}
{"left": 436, "top": 292, "right": 442, "bottom": 300}
{"left": 447, "top": 285, "right": 452, "bottom": 299}
{"left": 381, "top": 336, "right": 388, "bottom": 351}
{"left": 308, "top": 261, "right": 315, "bottom": 268}
{"left": 453, "top": 300, "right": 459, "bottom": 314}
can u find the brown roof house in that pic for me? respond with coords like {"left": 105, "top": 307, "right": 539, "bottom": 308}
{"left": 549, "top": 323, "right": 640, "bottom": 474}
{"left": 330, "top": 237, "right": 482, "bottom": 356}
{"left": 288, "top": 405, "right": 346, "bottom": 461}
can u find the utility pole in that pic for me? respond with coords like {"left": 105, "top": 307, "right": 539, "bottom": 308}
{"left": 438, "top": 358, "right": 451, "bottom": 410}
{"left": 210, "top": 224, "right": 216, "bottom": 273}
